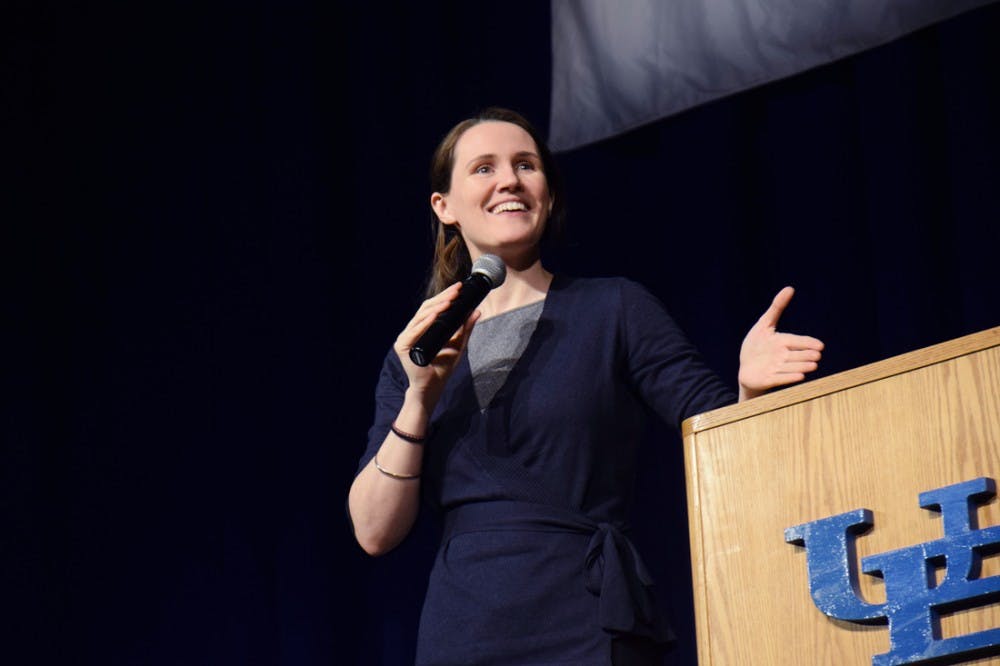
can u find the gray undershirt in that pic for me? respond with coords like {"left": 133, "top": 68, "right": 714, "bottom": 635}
{"left": 468, "top": 300, "right": 545, "bottom": 409}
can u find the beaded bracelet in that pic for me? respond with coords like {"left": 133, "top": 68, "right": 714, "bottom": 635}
{"left": 391, "top": 421, "right": 427, "bottom": 444}
{"left": 374, "top": 454, "right": 420, "bottom": 480}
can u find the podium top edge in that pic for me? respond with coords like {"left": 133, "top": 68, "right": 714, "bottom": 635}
{"left": 682, "top": 325, "right": 1000, "bottom": 437}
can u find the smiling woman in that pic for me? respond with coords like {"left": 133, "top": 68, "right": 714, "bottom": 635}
{"left": 347, "top": 107, "right": 824, "bottom": 665}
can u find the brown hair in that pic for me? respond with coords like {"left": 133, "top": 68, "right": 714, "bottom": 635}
{"left": 425, "top": 107, "right": 565, "bottom": 297}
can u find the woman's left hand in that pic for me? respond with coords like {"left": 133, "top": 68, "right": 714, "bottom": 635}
{"left": 738, "top": 286, "right": 824, "bottom": 402}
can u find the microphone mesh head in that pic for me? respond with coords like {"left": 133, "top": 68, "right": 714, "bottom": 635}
{"left": 471, "top": 254, "right": 506, "bottom": 288}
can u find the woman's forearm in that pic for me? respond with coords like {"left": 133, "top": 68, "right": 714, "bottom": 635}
{"left": 348, "top": 391, "right": 433, "bottom": 556}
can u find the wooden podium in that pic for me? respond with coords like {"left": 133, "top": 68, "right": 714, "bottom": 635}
{"left": 682, "top": 326, "right": 1000, "bottom": 665}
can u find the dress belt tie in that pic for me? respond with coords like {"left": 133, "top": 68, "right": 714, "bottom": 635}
{"left": 442, "top": 500, "right": 672, "bottom": 643}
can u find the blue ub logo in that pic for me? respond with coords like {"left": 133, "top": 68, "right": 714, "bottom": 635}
{"left": 785, "top": 477, "right": 1000, "bottom": 666}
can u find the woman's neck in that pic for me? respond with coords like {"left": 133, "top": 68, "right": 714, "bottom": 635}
{"left": 477, "top": 258, "right": 552, "bottom": 320}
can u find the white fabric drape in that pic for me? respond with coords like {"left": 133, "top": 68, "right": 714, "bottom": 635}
{"left": 549, "top": 0, "right": 997, "bottom": 151}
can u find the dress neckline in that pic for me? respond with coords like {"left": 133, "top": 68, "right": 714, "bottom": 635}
{"left": 475, "top": 298, "right": 546, "bottom": 324}
{"left": 458, "top": 274, "right": 566, "bottom": 409}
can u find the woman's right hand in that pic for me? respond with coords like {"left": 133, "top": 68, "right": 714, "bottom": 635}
{"left": 393, "top": 281, "right": 480, "bottom": 407}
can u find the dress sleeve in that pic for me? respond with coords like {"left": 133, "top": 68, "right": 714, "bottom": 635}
{"left": 618, "top": 279, "right": 737, "bottom": 429}
{"left": 355, "top": 348, "right": 409, "bottom": 476}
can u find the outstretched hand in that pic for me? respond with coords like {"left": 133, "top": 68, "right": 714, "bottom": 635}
{"left": 738, "top": 286, "right": 824, "bottom": 402}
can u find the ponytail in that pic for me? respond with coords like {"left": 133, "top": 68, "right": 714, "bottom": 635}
{"left": 426, "top": 224, "right": 471, "bottom": 298}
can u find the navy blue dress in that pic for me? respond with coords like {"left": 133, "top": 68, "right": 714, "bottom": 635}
{"left": 358, "top": 276, "right": 735, "bottom": 665}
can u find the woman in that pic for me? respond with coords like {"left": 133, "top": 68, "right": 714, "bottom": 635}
{"left": 348, "top": 108, "right": 823, "bottom": 665}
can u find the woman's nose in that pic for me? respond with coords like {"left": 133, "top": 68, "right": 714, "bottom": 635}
{"left": 497, "top": 165, "right": 522, "bottom": 190}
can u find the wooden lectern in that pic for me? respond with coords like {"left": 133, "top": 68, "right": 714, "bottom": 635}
{"left": 682, "top": 327, "right": 1000, "bottom": 665}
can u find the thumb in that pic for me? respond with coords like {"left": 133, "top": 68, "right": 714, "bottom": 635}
{"left": 757, "top": 286, "right": 795, "bottom": 330}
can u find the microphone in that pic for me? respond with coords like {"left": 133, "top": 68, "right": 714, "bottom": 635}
{"left": 409, "top": 254, "right": 506, "bottom": 366}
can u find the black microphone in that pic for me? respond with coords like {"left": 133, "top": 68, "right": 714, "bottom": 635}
{"left": 409, "top": 254, "right": 506, "bottom": 366}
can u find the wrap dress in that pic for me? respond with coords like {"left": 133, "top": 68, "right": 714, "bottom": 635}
{"left": 358, "top": 275, "right": 736, "bottom": 664}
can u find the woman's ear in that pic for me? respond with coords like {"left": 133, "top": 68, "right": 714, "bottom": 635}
{"left": 431, "top": 192, "right": 457, "bottom": 225}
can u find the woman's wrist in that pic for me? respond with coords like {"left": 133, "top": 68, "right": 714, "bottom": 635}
{"left": 395, "top": 388, "right": 435, "bottom": 435}
{"left": 738, "top": 383, "right": 764, "bottom": 403}
{"left": 390, "top": 421, "right": 427, "bottom": 444}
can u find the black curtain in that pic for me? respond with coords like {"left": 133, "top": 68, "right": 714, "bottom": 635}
{"left": 7, "top": 2, "right": 998, "bottom": 664}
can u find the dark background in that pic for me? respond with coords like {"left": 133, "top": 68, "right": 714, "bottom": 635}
{"left": 7, "top": 2, "right": 999, "bottom": 664}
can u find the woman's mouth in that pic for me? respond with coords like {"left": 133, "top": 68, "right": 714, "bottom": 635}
{"left": 489, "top": 200, "right": 529, "bottom": 214}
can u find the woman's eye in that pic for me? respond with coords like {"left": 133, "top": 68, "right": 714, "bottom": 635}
{"left": 475, "top": 164, "right": 493, "bottom": 175}
{"left": 517, "top": 161, "right": 536, "bottom": 171}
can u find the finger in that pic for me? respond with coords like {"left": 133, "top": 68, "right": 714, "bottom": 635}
{"left": 399, "top": 304, "right": 449, "bottom": 341}
{"left": 408, "top": 282, "right": 461, "bottom": 322}
{"left": 398, "top": 283, "right": 464, "bottom": 341}
{"left": 407, "top": 282, "right": 462, "bottom": 325}
{"left": 777, "top": 361, "right": 818, "bottom": 374}
{"left": 411, "top": 301, "right": 448, "bottom": 329}
{"left": 426, "top": 310, "right": 481, "bottom": 365}
{"left": 395, "top": 305, "right": 457, "bottom": 353}
{"left": 787, "top": 349, "right": 822, "bottom": 362}
{"left": 757, "top": 286, "right": 795, "bottom": 329}
{"left": 461, "top": 308, "right": 481, "bottom": 335}
{"left": 767, "top": 372, "right": 806, "bottom": 386}
{"left": 777, "top": 333, "right": 824, "bottom": 351}
{"left": 445, "top": 309, "right": 481, "bottom": 350}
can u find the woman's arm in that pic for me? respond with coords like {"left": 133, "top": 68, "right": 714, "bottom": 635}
{"left": 348, "top": 388, "right": 434, "bottom": 556}
{"left": 348, "top": 283, "right": 478, "bottom": 556}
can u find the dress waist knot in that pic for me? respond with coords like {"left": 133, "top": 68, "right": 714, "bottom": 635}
{"left": 443, "top": 500, "right": 673, "bottom": 643}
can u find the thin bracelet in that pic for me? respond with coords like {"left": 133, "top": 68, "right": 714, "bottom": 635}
{"left": 374, "top": 454, "right": 421, "bottom": 480}
{"left": 391, "top": 421, "right": 427, "bottom": 444}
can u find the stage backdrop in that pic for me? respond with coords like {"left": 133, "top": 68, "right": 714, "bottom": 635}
{"left": 7, "top": 2, "right": 999, "bottom": 665}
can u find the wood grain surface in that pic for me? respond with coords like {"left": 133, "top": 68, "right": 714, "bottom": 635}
{"left": 683, "top": 327, "right": 1000, "bottom": 665}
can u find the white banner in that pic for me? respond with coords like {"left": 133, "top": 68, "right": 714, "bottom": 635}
{"left": 550, "top": 0, "right": 997, "bottom": 151}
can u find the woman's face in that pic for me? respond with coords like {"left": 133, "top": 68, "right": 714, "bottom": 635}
{"left": 431, "top": 121, "right": 552, "bottom": 262}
